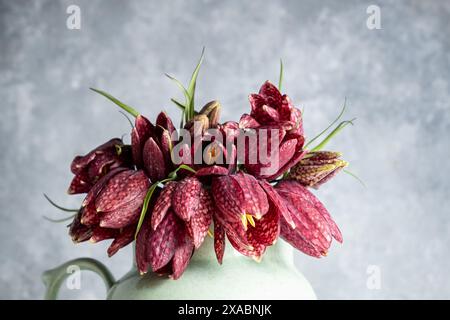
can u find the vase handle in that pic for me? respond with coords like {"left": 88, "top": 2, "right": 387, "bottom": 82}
{"left": 42, "top": 258, "right": 115, "bottom": 300}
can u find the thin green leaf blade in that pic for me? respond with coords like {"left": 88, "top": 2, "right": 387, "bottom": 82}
{"left": 186, "top": 47, "right": 205, "bottom": 120}
{"left": 278, "top": 59, "right": 284, "bottom": 91}
{"left": 44, "top": 194, "right": 79, "bottom": 212}
{"left": 304, "top": 98, "right": 347, "bottom": 149}
{"left": 134, "top": 183, "right": 159, "bottom": 238}
{"left": 344, "top": 169, "right": 366, "bottom": 188}
{"left": 310, "top": 118, "right": 356, "bottom": 152}
{"left": 43, "top": 214, "right": 77, "bottom": 223}
{"left": 90, "top": 88, "right": 140, "bottom": 118}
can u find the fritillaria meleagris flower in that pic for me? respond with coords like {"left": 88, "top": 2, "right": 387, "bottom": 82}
{"left": 288, "top": 151, "right": 348, "bottom": 189}
{"left": 131, "top": 112, "right": 176, "bottom": 182}
{"left": 275, "top": 180, "right": 342, "bottom": 257}
{"left": 68, "top": 138, "right": 132, "bottom": 194}
{"left": 69, "top": 167, "right": 151, "bottom": 256}
{"left": 211, "top": 171, "right": 295, "bottom": 261}
{"left": 239, "top": 81, "right": 306, "bottom": 180}
{"left": 136, "top": 176, "right": 213, "bottom": 278}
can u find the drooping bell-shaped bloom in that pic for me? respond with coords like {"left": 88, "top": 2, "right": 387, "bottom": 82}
{"left": 136, "top": 211, "right": 194, "bottom": 280}
{"left": 239, "top": 81, "right": 306, "bottom": 180}
{"left": 68, "top": 167, "right": 151, "bottom": 256}
{"left": 131, "top": 112, "right": 176, "bottom": 181}
{"left": 211, "top": 172, "right": 292, "bottom": 261}
{"left": 288, "top": 151, "right": 348, "bottom": 189}
{"left": 276, "top": 180, "right": 342, "bottom": 257}
{"left": 68, "top": 138, "right": 133, "bottom": 194}
{"left": 136, "top": 176, "right": 214, "bottom": 278}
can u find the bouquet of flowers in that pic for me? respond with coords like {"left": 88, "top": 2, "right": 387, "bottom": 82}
{"left": 48, "top": 51, "right": 354, "bottom": 280}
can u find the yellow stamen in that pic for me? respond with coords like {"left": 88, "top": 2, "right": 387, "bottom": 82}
{"left": 207, "top": 230, "right": 214, "bottom": 238}
{"left": 246, "top": 214, "right": 256, "bottom": 228}
{"left": 241, "top": 214, "right": 248, "bottom": 230}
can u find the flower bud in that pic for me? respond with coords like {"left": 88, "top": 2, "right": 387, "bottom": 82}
{"left": 288, "top": 151, "right": 348, "bottom": 189}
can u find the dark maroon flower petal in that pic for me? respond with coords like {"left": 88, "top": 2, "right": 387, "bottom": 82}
{"left": 212, "top": 175, "right": 246, "bottom": 221}
{"left": 68, "top": 211, "right": 92, "bottom": 243}
{"left": 151, "top": 181, "right": 177, "bottom": 230}
{"left": 156, "top": 112, "right": 176, "bottom": 135}
{"left": 107, "top": 225, "right": 135, "bottom": 257}
{"left": 132, "top": 115, "right": 155, "bottom": 168}
{"left": 95, "top": 170, "right": 150, "bottom": 213}
{"left": 142, "top": 137, "right": 167, "bottom": 182}
{"left": 149, "top": 211, "right": 181, "bottom": 271}
{"left": 231, "top": 173, "right": 269, "bottom": 219}
{"left": 136, "top": 217, "right": 152, "bottom": 274}
{"left": 280, "top": 218, "right": 321, "bottom": 258}
{"left": 68, "top": 169, "right": 92, "bottom": 194}
{"left": 227, "top": 231, "right": 265, "bottom": 260}
{"left": 195, "top": 165, "right": 229, "bottom": 176}
{"left": 239, "top": 114, "right": 260, "bottom": 129}
{"left": 247, "top": 203, "right": 279, "bottom": 247}
{"left": 213, "top": 218, "right": 225, "bottom": 264}
{"left": 70, "top": 138, "right": 122, "bottom": 174}
{"left": 276, "top": 181, "right": 333, "bottom": 254}
{"left": 80, "top": 203, "right": 100, "bottom": 226}
{"left": 186, "top": 188, "right": 213, "bottom": 248}
{"left": 172, "top": 177, "right": 202, "bottom": 221}
{"left": 258, "top": 81, "right": 283, "bottom": 109}
{"left": 258, "top": 179, "right": 295, "bottom": 228}
{"left": 157, "top": 128, "right": 173, "bottom": 170}
{"left": 171, "top": 232, "right": 194, "bottom": 280}
{"left": 82, "top": 167, "right": 127, "bottom": 207}
{"left": 249, "top": 94, "right": 266, "bottom": 114}
{"left": 99, "top": 190, "right": 146, "bottom": 228}
{"left": 293, "top": 183, "right": 343, "bottom": 243}
{"left": 90, "top": 226, "right": 118, "bottom": 243}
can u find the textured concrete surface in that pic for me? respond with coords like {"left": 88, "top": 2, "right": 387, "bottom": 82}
{"left": 1, "top": 0, "right": 449, "bottom": 299}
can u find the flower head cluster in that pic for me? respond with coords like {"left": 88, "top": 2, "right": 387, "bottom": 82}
{"left": 59, "top": 57, "right": 352, "bottom": 280}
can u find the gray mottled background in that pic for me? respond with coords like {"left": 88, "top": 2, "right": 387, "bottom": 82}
{"left": 1, "top": 0, "right": 449, "bottom": 299}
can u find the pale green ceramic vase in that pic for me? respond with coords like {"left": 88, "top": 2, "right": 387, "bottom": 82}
{"left": 42, "top": 237, "right": 316, "bottom": 299}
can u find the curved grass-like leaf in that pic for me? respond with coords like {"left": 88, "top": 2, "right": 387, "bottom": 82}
{"left": 304, "top": 98, "right": 347, "bottom": 149}
{"left": 278, "top": 59, "right": 284, "bottom": 91}
{"left": 44, "top": 194, "right": 79, "bottom": 212}
{"left": 186, "top": 47, "right": 205, "bottom": 120}
{"left": 310, "top": 119, "right": 356, "bottom": 152}
{"left": 90, "top": 88, "right": 140, "bottom": 118}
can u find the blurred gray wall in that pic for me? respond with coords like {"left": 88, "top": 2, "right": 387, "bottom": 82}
{"left": 1, "top": 0, "right": 449, "bottom": 299}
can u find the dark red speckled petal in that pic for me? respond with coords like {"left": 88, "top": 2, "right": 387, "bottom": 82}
{"left": 82, "top": 167, "right": 127, "bottom": 207}
{"left": 95, "top": 170, "right": 150, "bottom": 213}
{"left": 132, "top": 115, "right": 154, "bottom": 168}
{"left": 187, "top": 188, "right": 213, "bottom": 248}
{"left": 231, "top": 173, "right": 269, "bottom": 219}
{"left": 143, "top": 137, "right": 167, "bottom": 182}
{"left": 99, "top": 189, "right": 146, "bottom": 228}
{"left": 279, "top": 217, "right": 322, "bottom": 258}
{"left": 247, "top": 203, "right": 280, "bottom": 247}
{"left": 149, "top": 211, "right": 181, "bottom": 271}
{"left": 156, "top": 112, "right": 176, "bottom": 135}
{"left": 172, "top": 177, "right": 201, "bottom": 221}
{"left": 107, "top": 225, "right": 135, "bottom": 257}
{"left": 151, "top": 181, "right": 177, "bottom": 230}
{"left": 213, "top": 218, "right": 225, "bottom": 264}
{"left": 136, "top": 217, "right": 152, "bottom": 274}
{"left": 171, "top": 232, "right": 194, "bottom": 280}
